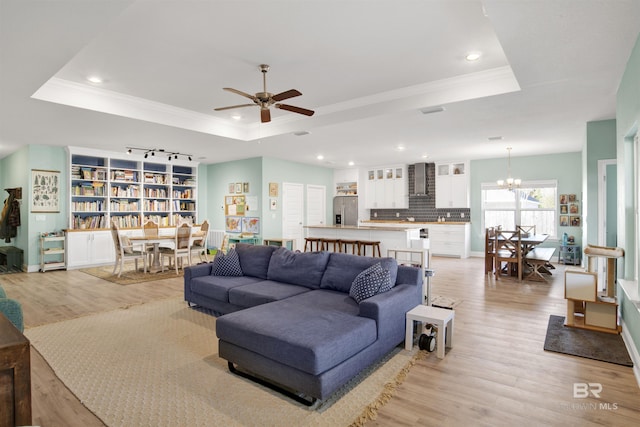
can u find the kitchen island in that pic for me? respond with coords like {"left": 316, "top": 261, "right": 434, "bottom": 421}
{"left": 304, "top": 224, "right": 421, "bottom": 257}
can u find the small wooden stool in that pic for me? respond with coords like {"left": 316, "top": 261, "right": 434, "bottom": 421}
{"left": 358, "top": 240, "right": 381, "bottom": 257}
{"left": 304, "top": 237, "right": 322, "bottom": 252}
{"left": 339, "top": 239, "right": 360, "bottom": 254}
{"left": 320, "top": 238, "right": 341, "bottom": 252}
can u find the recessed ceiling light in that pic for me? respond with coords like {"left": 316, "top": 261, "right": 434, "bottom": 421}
{"left": 465, "top": 52, "right": 481, "bottom": 61}
{"left": 348, "top": 161, "right": 355, "bottom": 166}
{"left": 87, "top": 75, "right": 103, "bottom": 84}
{"left": 231, "top": 114, "right": 242, "bottom": 120}
{"left": 316, "top": 155, "right": 324, "bottom": 160}
{"left": 421, "top": 154, "right": 429, "bottom": 159}
{"left": 396, "top": 145, "right": 405, "bottom": 151}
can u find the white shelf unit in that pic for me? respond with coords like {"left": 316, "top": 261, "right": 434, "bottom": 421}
{"left": 40, "top": 234, "right": 66, "bottom": 272}
{"left": 68, "top": 148, "right": 198, "bottom": 230}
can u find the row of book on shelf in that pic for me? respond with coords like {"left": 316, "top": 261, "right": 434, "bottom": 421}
{"left": 72, "top": 214, "right": 108, "bottom": 230}
{"left": 71, "top": 201, "right": 105, "bottom": 211}
{"left": 110, "top": 200, "right": 140, "bottom": 211}
{"left": 72, "top": 183, "right": 106, "bottom": 196}
{"left": 71, "top": 213, "right": 196, "bottom": 229}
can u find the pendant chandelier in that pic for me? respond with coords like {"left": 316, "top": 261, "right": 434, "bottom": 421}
{"left": 497, "top": 147, "right": 521, "bottom": 190}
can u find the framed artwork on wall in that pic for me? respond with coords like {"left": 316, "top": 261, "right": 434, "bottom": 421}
{"left": 225, "top": 216, "right": 242, "bottom": 233}
{"left": 243, "top": 182, "right": 249, "bottom": 193}
{"left": 235, "top": 182, "right": 242, "bottom": 194}
{"left": 31, "top": 169, "right": 60, "bottom": 212}
{"left": 269, "top": 182, "right": 278, "bottom": 197}
{"left": 241, "top": 217, "right": 260, "bottom": 234}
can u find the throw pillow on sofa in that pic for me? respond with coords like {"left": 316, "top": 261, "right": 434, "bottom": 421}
{"left": 349, "top": 262, "right": 392, "bottom": 303}
{"left": 212, "top": 248, "right": 243, "bottom": 276}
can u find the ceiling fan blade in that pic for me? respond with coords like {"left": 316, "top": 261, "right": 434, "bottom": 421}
{"left": 272, "top": 89, "right": 302, "bottom": 102}
{"left": 275, "top": 104, "right": 315, "bottom": 116}
{"left": 223, "top": 87, "right": 257, "bottom": 101}
{"left": 214, "top": 104, "right": 255, "bottom": 111}
{"left": 261, "top": 108, "right": 271, "bottom": 123}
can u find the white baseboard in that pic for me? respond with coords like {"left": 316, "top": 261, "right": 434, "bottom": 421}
{"left": 621, "top": 318, "right": 640, "bottom": 388}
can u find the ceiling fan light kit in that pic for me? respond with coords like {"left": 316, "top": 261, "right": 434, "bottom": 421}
{"left": 215, "top": 64, "right": 315, "bottom": 123}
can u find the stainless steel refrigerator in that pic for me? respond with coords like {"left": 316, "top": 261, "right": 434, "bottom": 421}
{"left": 333, "top": 196, "right": 358, "bottom": 226}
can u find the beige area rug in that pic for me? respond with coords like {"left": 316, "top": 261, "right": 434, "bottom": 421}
{"left": 80, "top": 262, "right": 184, "bottom": 285}
{"left": 25, "top": 297, "right": 424, "bottom": 427}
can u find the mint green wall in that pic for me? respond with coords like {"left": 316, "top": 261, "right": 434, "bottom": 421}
{"left": 0, "top": 147, "right": 30, "bottom": 262}
{"left": 0, "top": 145, "right": 67, "bottom": 268}
{"left": 205, "top": 157, "right": 263, "bottom": 234}
{"left": 585, "top": 120, "right": 617, "bottom": 246}
{"left": 617, "top": 33, "right": 640, "bottom": 280}
{"left": 261, "top": 157, "right": 333, "bottom": 237}
{"left": 616, "top": 33, "right": 640, "bottom": 357}
{"left": 27, "top": 145, "right": 68, "bottom": 266}
{"left": 469, "top": 152, "right": 582, "bottom": 253}
{"left": 206, "top": 157, "right": 333, "bottom": 241}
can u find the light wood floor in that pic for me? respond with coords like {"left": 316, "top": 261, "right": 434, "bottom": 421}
{"left": 2, "top": 257, "right": 639, "bottom": 426}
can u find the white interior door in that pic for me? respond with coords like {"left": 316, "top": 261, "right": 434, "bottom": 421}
{"left": 282, "top": 182, "right": 304, "bottom": 250}
{"left": 307, "top": 184, "right": 326, "bottom": 227}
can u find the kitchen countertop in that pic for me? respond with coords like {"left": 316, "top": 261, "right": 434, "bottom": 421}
{"left": 361, "top": 220, "right": 470, "bottom": 225}
{"left": 304, "top": 224, "right": 421, "bottom": 231}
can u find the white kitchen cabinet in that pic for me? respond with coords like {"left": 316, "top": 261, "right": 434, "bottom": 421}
{"left": 66, "top": 230, "right": 115, "bottom": 268}
{"left": 435, "top": 161, "right": 469, "bottom": 208}
{"left": 365, "top": 165, "right": 407, "bottom": 209}
{"left": 428, "top": 223, "right": 470, "bottom": 258}
{"left": 334, "top": 169, "right": 358, "bottom": 195}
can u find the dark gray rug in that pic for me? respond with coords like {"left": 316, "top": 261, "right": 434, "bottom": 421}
{"left": 543, "top": 315, "right": 633, "bottom": 367}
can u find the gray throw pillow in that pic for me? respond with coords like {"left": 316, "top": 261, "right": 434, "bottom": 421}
{"left": 349, "top": 263, "right": 392, "bottom": 303}
{"left": 212, "top": 248, "right": 243, "bottom": 276}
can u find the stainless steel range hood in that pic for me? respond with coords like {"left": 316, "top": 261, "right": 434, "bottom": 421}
{"left": 411, "top": 163, "right": 429, "bottom": 196}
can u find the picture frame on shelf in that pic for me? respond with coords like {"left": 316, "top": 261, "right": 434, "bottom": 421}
{"left": 31, "top": 169, "right": 60, "bottom": 212}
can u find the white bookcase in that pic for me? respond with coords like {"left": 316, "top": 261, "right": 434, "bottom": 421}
{"left": 68, "top": 147, "right": 198, "bottom": 230}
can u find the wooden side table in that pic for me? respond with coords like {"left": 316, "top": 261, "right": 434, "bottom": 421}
{"left": 405, "top": 305, "right": 454, "bottom": 358}
{"left": 0, "top": 313, "right": 31, "bottom": 427}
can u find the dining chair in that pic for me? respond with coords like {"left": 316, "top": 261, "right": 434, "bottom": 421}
{"left": 159, "top": 222, "right": 192, "bottom": 275}
{"left": 110, "top": 220, "right": 147, "bottom": 277}
{"left": 142, "top": 219, "right": 160, "bottom": 262}
{"left": 516, "top": 225, "right": 536, "bottom": 236}
{"left": 484, "top": 227, "right": 497, "bottom": 275}
{"left": 190, "top": 219, "right": 210, "bottom": 263}
{"left": 494, "top": 229, "right": 522, "bottom": 281}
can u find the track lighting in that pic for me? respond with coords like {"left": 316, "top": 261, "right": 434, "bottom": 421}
{"left": 125, "top": 147, "right": 194, "bottom": 162}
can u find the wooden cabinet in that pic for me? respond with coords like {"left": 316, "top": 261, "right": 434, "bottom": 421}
{"left": 435, "top": 161, "right": 469, "bottom": 208}
{"left": 66, "top": 230, "right": 115, "bottom": 269}
{"left": 365, "top": 165, "right": 407, "bottom": 209}
{"left": 69, "top": 148, "right": 198, "bottom": 230}
{"left": 428, "top": 223, "right": 470, "bottom": 258}
{"left": 40, "top": 234, "right": 66, "bottom": 272}
{"left": 0, "top": 313, "right": 31, "bottom": 427}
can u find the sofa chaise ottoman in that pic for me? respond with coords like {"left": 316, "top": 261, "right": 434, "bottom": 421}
{"left": 183, "top": 243, "right": 422, "bottom": 404}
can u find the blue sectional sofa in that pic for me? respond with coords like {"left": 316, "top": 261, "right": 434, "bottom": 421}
{"left": 183, "top": 243, "right": 422, "bottom": 404}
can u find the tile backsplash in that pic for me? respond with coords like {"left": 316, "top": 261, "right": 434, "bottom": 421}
{"left": 369, "top": 163, "right": 471, "bottom": 222}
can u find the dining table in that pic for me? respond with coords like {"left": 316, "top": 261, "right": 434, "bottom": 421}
{"left": 493, "top": 232, "right": 552, "bottom": 279}
{"left": 128, "top": 228, "right": 206, "bottom": 273}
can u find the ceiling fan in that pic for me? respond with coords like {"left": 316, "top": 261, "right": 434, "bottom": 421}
{"left": 214, "top": 64, "right": 315, "bottom": 123}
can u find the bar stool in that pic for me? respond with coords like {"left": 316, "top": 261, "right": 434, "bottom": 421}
{"left": 320, "top": 238, "right": 341, "bottom": 252}
{"left": 358, "top": 240, "right": 381, "bottom": 257}
{"left": 339, "top": 239, "right": 360, "bottom": 254}
{"left": 304, "top": 237, "right": 322, "bottom": 252}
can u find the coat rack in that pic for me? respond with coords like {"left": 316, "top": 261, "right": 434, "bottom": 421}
{"left": 4, "top": 187, "right": 22, "bottom": 200}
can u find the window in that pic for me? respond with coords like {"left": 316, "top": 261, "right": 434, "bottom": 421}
{"left": 482, "top": 180, "right": 558, "bottom": 238}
